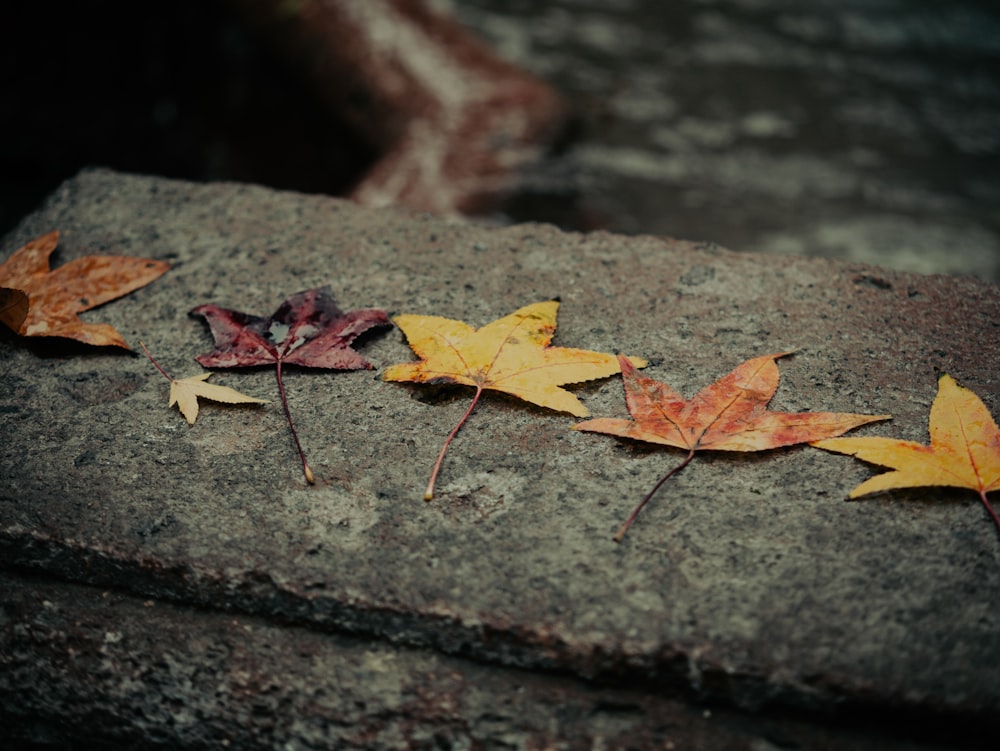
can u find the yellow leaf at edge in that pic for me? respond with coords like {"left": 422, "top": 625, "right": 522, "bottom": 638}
{"left": 813, "top": 374, "right": 1000, "bottom": 498}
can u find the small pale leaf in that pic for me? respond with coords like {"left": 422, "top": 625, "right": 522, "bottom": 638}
{"left": 168, "top": 372, "right": 266, "bottom": 425}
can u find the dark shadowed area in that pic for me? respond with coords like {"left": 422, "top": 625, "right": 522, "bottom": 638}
{"left": 4, "top": 1, "right": 998, "bottom": 278}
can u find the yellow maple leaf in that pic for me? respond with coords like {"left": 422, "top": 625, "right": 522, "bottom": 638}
{"left": 814, "top": 374, "right": 1000, "bottom": 534}
{"left": 383, "top": 300, "right": 646, "bottom": 499}
{"left": 142, "top": 343, "right": 265, "bottom": 425}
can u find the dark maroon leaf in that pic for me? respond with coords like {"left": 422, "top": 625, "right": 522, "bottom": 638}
{"left": 190, "top": 286, "right": 390, "bottom": 483}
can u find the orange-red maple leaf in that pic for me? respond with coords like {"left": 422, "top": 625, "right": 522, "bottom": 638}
{"left": 0, "top": 231, "right": 169, "bottom": 349}
{"left": 575, "top": 353, "right": 890, "bottom": 540}
{"left": 814, "top": 374, "right": 1000, "bottom": 535}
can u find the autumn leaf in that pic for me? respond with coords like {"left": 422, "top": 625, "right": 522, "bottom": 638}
{"left": 814, "top": 374, "right": 1000, "bottom": 536}
{"left": 575, "top": 353, "right": 890, "bottom": 541}
{"left": 0, "top": 288, "right": 29, "bottom": 331}
{"left": 382, "top": 300, "right": 646, "bottom": 500}
{"left": 140, "top": 342, "right": 265, "bottom": 424}
{"left": 0, "top": 230, "right": 169, "bottom": 349}
{"left": 190, "top": 286, "right": 390, "bottom": 483}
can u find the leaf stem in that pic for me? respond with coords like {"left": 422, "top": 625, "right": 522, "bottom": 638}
{"left": 274, "top": 359, "right": 315, "bottom": 484}
{"left": 978, "top": 489, "right": 1000, "bottom": 536}
{"left": 614, "top": 448, "right": 697, "bottom": 542}
{"left": 425, "top": 385, "right": 484, "bottom": 501}
{"left": 139, "top": 341, "right": 174, "bottom": 382}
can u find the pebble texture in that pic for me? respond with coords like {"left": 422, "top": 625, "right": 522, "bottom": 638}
{"left": 1, "top": 169, "right": 998, "bottom": 746}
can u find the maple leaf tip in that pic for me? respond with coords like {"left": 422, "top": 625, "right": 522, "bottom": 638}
{"left": 626, "top": 355, "right": 648, "bottom": 369}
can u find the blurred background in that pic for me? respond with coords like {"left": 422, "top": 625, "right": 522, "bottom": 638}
{"left": 3, "top": 0, "right": 999, "bottom": 280}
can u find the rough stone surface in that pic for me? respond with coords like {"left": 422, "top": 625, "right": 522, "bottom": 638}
{"left": 2, "top": 169, "right": 998, "bottom": 747}
{"left": 0, "top": 571, "right": 965, "bottom": 751}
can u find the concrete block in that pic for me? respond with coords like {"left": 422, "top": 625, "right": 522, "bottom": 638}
{"left": 2, "top": 169, "right": 997, "bottom": 745}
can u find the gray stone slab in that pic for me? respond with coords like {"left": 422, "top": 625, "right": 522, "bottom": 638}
{"left": 0, "top": 571, "right": 961, "bottom": 750}
{"left": 2, "top": 169, "right": 999, "bottom": 729}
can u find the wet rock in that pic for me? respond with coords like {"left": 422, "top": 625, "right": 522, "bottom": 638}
{"left": 1, "top": 169, "right": 998, "bottom": 747}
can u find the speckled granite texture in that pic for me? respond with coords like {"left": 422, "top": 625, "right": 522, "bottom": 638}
{"left": 1, "top": 169, "right": 997, "bottom": 748}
